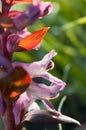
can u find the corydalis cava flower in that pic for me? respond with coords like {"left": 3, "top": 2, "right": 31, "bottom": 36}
{"left": 0, "top": 0, "right": 80, "bottom": 130}
{"left": 12, "top": 50, "right": 65, "bottom": 124}
{"left": 12, "top": 50, "right": 80, "bottom": 127}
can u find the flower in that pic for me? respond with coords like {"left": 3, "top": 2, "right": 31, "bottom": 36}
{"left": 0, "top": 0, "right": 52, "bottom": 35}
{"left": 0, "top": 0, "right": 51, "bottom": 60}
{"left": 12, "top": 1, "right": 52, "bottom": 31}
{"left": 12, "top": 48, "right": 80, "bottom": 127}
{"left": 12, "top": 50, "right": 65, "bottom": 124}
{"left": 21, "top": 109, "right": 81, "bottom": 127}
{"left": 7, "top": 27, "right": 49, "bottom": 55}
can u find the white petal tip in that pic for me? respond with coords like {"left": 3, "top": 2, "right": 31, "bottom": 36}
{"left": 57, "top": 114, "right": 81, "bottom": 126}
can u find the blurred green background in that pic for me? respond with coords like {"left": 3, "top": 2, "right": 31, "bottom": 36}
{"left": 0, "top": 0, "right": 86, "bottom": 130}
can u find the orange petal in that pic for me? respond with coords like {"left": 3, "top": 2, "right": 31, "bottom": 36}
{"left": 6, "top": 0, "right": 32, "bottom": 4}
{"left": 0, "top": 66, "right": 32, "bottom": 99}
{"left": 18, "top": 27, "right": 50, "bottom": 50}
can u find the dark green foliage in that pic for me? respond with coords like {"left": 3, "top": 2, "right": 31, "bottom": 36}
{"left": 20, "top": 122, "right": 58, "bottom": 130}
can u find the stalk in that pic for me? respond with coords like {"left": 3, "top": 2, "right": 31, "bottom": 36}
{"left": 1, "top": 99, "right": 16, "bottom": 130}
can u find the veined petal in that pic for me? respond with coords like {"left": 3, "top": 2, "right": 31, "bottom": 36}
{"left": 40, "top": 72, "right": 66, "bottom": 92}
{"left": 26, "top": 77, "right": 65, "bottom": 100}
{"left": 7, "top": 28, "right": 48, "bottom": 53}
{"left": 12, "top": 50, "right": 57, "bottom": 77}
{"left": 18, "top": 27, "right": 49, "bottom": 50}
{"left": 7, "top": 29, "right": 30, "bottom": 53}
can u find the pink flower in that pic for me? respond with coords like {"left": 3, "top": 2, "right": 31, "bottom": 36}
{"left": 12, "top": 50, "right": 66, "bottom": 124}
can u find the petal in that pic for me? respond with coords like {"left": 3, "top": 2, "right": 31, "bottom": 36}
{"left": 7, "top": 29, "right": 30, "bottom": 53}
{"left": 13, "top": 92, "right": 33, "bottom": 125}
{"left": 33, "top": 0, "right": 52, "bottom": 16}
{"left": 26, "top": 72, "right": 65, "bottom": 114}
{"left": 37, "top": 2, "right": 53, "bottom": 17}
{"left": 7, "top": 34, "right": 22, "bottom": 53}
{"left": 12, "top": 5, "right": 40, "bottom": 30}
{"left": 12, "top": 1, "right": 52, "bottom": 30}
{"left": 54, "top": 114, "right": 81, "bottom": 126}
{"left": 40, "top": 72, "right": 66, "bottom": 92}
{"left": 42, "top": 99, "right": 60, "bottom": 115}
{"left": 27, "top": 81, "right": 53, "bottom": 99}
{"left": 25, "top": 102, "right": 40, "bottom": 113}
{"left": 26, "top": 77, "right": 65, "bottom": 100}
{"left": 18, "top": 27, "right": 49, "bottom": 50}
{"left": 40, "top": 50, "right": 57, "bottom": 64}
{"left": 22, "top": 110, "right": 80, "bottom": 126}
{"left": 12, "top": 50, "right": 57, "bottom": 77}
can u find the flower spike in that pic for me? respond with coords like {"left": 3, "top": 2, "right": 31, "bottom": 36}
{"left": 0, "top": 0, "right": 80, "bottom": 129}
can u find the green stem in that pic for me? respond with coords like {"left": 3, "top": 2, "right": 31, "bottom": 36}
{"left": 58, "top": 96, "right": 67, "bottom": 112}
{"left": 57, "top": 96, "right": 67, "bottom": 130}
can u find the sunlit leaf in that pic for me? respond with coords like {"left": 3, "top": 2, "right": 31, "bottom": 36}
{"left": 18, "top": 27, "right": 49, "bottom": 50}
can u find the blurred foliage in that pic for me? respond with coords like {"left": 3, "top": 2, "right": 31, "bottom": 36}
{"left": 1, "top": 0, "right": 86, "bottom": 129}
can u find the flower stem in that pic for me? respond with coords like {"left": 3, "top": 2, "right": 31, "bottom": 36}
{"left": 2, "top": 99, "right": 16, "bottom": 130}
{"left": 57, "top": 96, "right": 67, "bottom": 130}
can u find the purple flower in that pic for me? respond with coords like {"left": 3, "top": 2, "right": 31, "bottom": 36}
{"left": 12, "top": 50, "right": 66, "bottom": 124}
{"left": 12, "top": 50, "right": 80, "bottom": 127}
{"left": 12, "top": 1, "right": 52, "bottom": 31}
{"left": 0, "top": 0, "right": 52, "bottom": 35}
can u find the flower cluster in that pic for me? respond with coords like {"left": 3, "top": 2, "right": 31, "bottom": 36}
{"left": 0, "top": 0, "right": 80, "bottom": 130}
